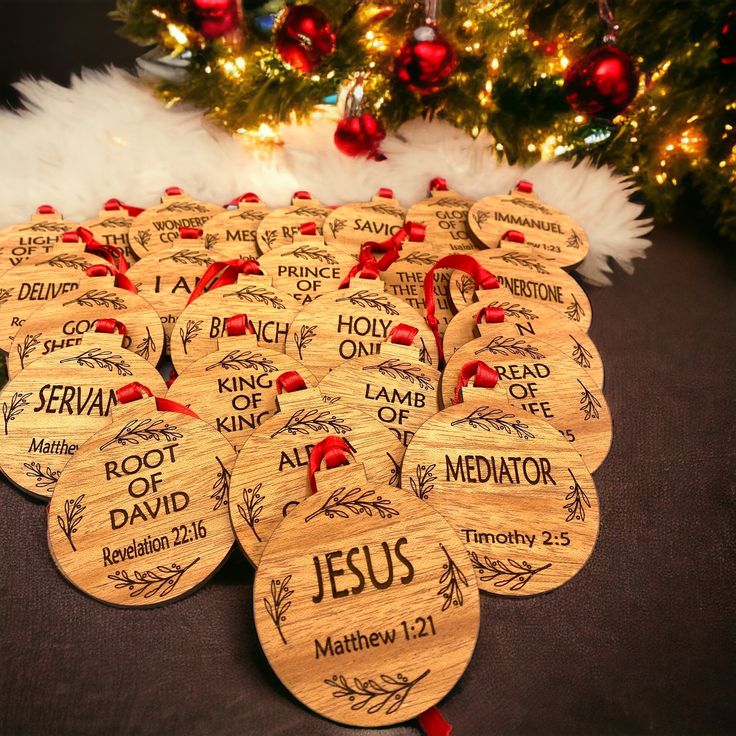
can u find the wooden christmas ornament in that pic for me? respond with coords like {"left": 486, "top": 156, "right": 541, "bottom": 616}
{"left": 166, "top": 322, "right": 318, "bottom": 450}
{"left": 404, "top": 178, "right": 480, "bottom": 252}
{"left": 0, "top": 205, "right": 78, "bottom": 270}
{"left": 284, "top": 277, "right": 439, "bottom": 382}
{"left": 402, "top": 361, "right": 599, "bottom": 596}
{"left": 81, "top": 198, "right": 143, "bottom": 264}
{"left": 229, "top": 380, "right": 405, "bottom": 566}
{"left": 440, "top": 336, "right": 611, "bottom": 471}
{"left": 467, "top": 180, "right": 589, "bottom": 268}
{"left": 201, "top": 192, "right": 270, "bottom": 260}
{"left": 47, "top": 384, "right": 236, "bottom": 607}
{"left": 256, "top": 192, "right": 331, "bottom": 254}
{"left": 322, "top": 188, "right": 406, "bottom": 256}
{"left": 127, "top": 187, "right": 223, "bottom": 258}
{"left": 443, "top": 298, "right": 604, "bottom": 386}
{"left": 0, "top": 325, "right": 167, "bottom": 500}
{"left": 7, "top": 265, "right": 164, "bottom": 378}
{"left": 254, "top": 438, "right": 479, "bottom": 727}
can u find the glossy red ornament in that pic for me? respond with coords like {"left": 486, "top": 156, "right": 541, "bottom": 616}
{"left": 191, "top": 0, "right": 241, "bottom": 40}
{"left": 718, "top": 9, "right": 736, "bottom": 65}
{"left": 334, "top": 113, "right": 386, "bottom": 159}
{"left": 564, "top": 45, "right": 639, "bottom": 118}
{"left": 274, "top": 4, "right": 336, "bottom": 73}
{"left": 394, "top": 24, "right": 457, "bottom": 95}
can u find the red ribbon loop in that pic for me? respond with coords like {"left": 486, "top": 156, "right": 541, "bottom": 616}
{"left": 429, "top": 177, "right": 448, "bottom": 192}
{"left": 225, "top": 314, "right": 255, "bottom": 336}
{"left": 95, "top": 319, "right": 127, "bottom": 335}
{"left": 187, "top": 259, "right": 262, "bottom": 304}
{"left": 276, "top": 371, "right": 308, "bottom": 395}
{"left": 501, "top": 229, "right": 525, "bottom": 244}
{"left": 165, "top": 186, "right": 183, "bottom": 196}
{"left": 84, "top": 263, "right": 138, "bottom": 293}
{"left": 179, "top": 226, "right": 203, "bottom": 239}
{"left": 453, "top": 360, "right": 500, "bottom": 405}
{"left": 418, "top": 706, "right": 453, "bottom": 736}
{"left": 300, "top": 221, "right": 317, "bottom": 236}
{"left": 308, "top": 436, "right": 352, "bottom": 494}
{"left": 116, "top": 382, "right": 199, "bottom": 417}
{"left": 227, "top": 192, "right": 260, "bottom": 207}
{"left": 76, "top": 226, "right": 129, "bottom": 273}
{"left": 103, "top": 198, "right": 144, "bottom": 216}
{"left": 476, "top": 306, "right": 505, "bottom": 324}
{"left": 293, "top": 190, "right": 312, "bottom": 200}
{"left": 377, "top": 187, "right": 394, "bottom": 199}
{"left": 388, "top": 323, "right": 418, "bottom": 345}
{"left": 367, "top": 221, "right": 426, "bottom": 254}
{"left": 516, "top": 180, "right": 533, "bottom": 194}
{"left": 36, "top": 204, "right": 56, "bottom": 215}
{"left": 339, "top": 242, "right": 401, "bottom": 288}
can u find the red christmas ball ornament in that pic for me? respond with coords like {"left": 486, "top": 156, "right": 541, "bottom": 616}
{"left": 718, "top": 9, "right": 736, "bottom": 65}
{"left": 334, "top": 112, "right": 386, "bottom": 159}
{"left": 191, "top": 0, "right": 241, "bottom": 40}
{"left": 274, "top": 4, "right": 336, "bottom": 73}
{"left": 564, "top": 45, "right": 639, "bottom": 118}
{"left": 394, "top": 24, "right": 457, "bottom": 95}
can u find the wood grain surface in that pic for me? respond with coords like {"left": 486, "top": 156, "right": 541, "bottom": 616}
{"left": 405, "top": 189, "right": 480, "bottom": 252}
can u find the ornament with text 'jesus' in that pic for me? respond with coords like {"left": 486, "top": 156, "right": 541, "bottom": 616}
{"left": 448, "top": 243, "right": 592, "bottom": 331}
{"left": 440, "top": 338, "right": 611, "bottom": 471}
{"left": 256, "top": 193, "right": 331, "bottom": 254}
{"left": 127, "top": 188, "right": 223, "bottom": 258}
{"left": 47, "top": 390, "right": 236, "bottom": 607}
{"left": 166, "top": 331, "right": 318, "bottom": 450}
{"left": 7, "top": 270, "right": 163, "bottom": 378}
{"left": 230, "top": 384, "right": 404, "bottom": 566}
{"left": 81, "top": 200, "right": 141, "bottom": 264}
{"left": 402, "top": 374, "right": 599, "bottom": 596}
{"left": 284, "top": 278, "right": 439, "bottom": 382}
{"left": 443, "top": 298, "right": 604, "bottom": 386}
{"left": 201, "top": 193, "right": 270, "bottom": 261}
{"left": 467, "top": 181, "right": 589, "bottom": 268}
{"left": 254, "top": 445, "right": 479, "bottom": 727}
{"left": 0, "top": 330, "right": 167, "bottom": 500}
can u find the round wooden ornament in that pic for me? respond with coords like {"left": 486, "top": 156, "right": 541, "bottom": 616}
{"left": 256, "top": 192, "right": 331, "bottom": 254}
{"left": 0, "top": 325, "right": 167, "bottom": 500}
{"left": 7, "top": 265, "right": 164, "bottom": 378}
{"left": 284, "top": 276, "right": 440, "bottom": 382}
{"left": 404, "top": 178, "right": 480, "bottom": 252}
{"left": 402, "top": 362, "right": 599, "bottom": 596}
{"left": 201, "top": 192, "right": 270, "bottom": 260}
{"left": 443, "top": 298, "right": 604, "bottom": 386}
{"left": 166, "top": 322, "right": 318, "bottom": 450}
{"left": 467, "top": 180, "right": 589, "bottom": 268}
{"left": 81, "top": 198, "right": 143, "bottom": 264}
{"left": 229, "top": 381, "right": 405, "bottom": 566}
{"left": 0, "top": 205, "right": 78, "bottom": 270}
{"left": 47, "top": 385, "right": 236, "bottom": 607}
{"left": 440, "top": 336, "right": 611, "bottom": 471}
{"left": 448, "top": 233, "right": 592, "bottom": 331}
{"left": 323, "top": 188, "right": 406, "bottom": 256}
{"left": 254, "top": 438, "right": 480, "bottom": 727}
{"left": 127, "top": 187, "right": 223, "bottom": 258}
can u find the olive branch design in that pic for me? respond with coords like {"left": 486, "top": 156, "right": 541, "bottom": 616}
{"left": 16, "top": 333, "right": 41, "bottom": 369}
{"left": 237, "top": 483, "right": 264, "bottom": 541}
{"left": 0, "top": 287, "right": 14, "bottom": 305}
{"left": 57, "top": 494, "right": 85, "bottom": 551}
{"left": 204, "top": 233, "right": 219, "bottom": 249}
{"left": 509, "top": 196, "right": 553, "bottom": 215}
{"left": 283, "top": 244, "right": 337, "bottom": 264}
{"left": 96, "top": 216, "right": 131, "bottom": 227}
{"left": 99, "top": 418, "right": 183, "bottom": 450}
{"left": 304, "top": 486, "right": 398, "bottom": 522}
{"left": 62, "top": 290, "right": 127, "bottom": 310}
{"left": 438, "top": 543, "right": 469, "bottom": 610}
{"left": 290, "top": 205, "right": 328, "bottom": 218}
{"left": 212, "top": 456, "right": 231, "bottom": 511}
{"left": 260, "top": 229, "right": 278, "bottom": 249}
{"left": 387, "top": 452, "right": 400, "bottom": 486}
{"left": 270, "top": 408, "right": 350, "bottom": 438}
{"left": 108, "top": 557, "right": 200, "bottom": 599}
{"left": 328, "top": 218, "right": 347, "bottom": 239}
{"left": 469, "top": 553, "right": 551, "bottom": 591}
{"left": 570, "top": 335, "right": 593, "bottom": 369}
{"left": 336, "top": 290, "right": 399, "bottom": 315}
{"left": 205, "top": 350, "right": 278, "bottom": 373}
{"left": 472, "top": 210, "right": 491, "bottom": 229}
{"left": 578, "top": 379, "right": 602, "bottom": 421}
{"left": 160, "top": 201, "right": 209, "bottom": 213}
{"left": 499, "top": 251, "right": 550, "bottom": 274}
{"left": 362, "top": 359, "right": 434, "bottom": 390}
{"left": 474, "top": 335, "right": 545, "bottom": 359}
{"left": 225, "top": 285, "right": 285, "bottom": 309}
{"left": 135, "top": 326, "right": 156, "bottom": 361}
{"left": 409, "top": 463, "right": 436, "bottom": 500}
{"left": 59, "top": 347, "right": 133, "bottom": 376}
{"left": 402, "top": 251, "right": 437, "bottom": 265}
{"left": 366, "top": 203, "right": 404, "bottom": 218}
{"left": 36, "top": 253, "right": 92, "bottom": 270}
{"left": 179, "top": 319, "right": 202, "bottom": 355}
{"left": 564, "top": 294, "right": 586, "bottom": 323}
{"left": 566, "top": 229, "right": 584, "bottom": 249}
{"left": 161, "top": 249, "right": 213, "bottom": 266}
{"left": 564, "top": 469, "right": 591, "bottom": 522}
{"left": 133, "top": 229, "right": 151, "bottom": 250}
{"left": 2, "top": 391, "right": 31, "bottom": 434}
{"left": 19, "top": 221, "right": 68, "bottom": 232}
{"left": 451, "top": 406, "right": 535, "bottom": 439}
{"left": 236, "top": 209, "right": 266, "bottom": 222}
{"left": 23, "top": 461, "right": 61, "bottom": 491}
{"left": 429, "top": 197, "right": 468, "bottom": 208}
{"left": 324, "top": 669, "right": 429, "bottom": 715}
{"left": 456, "top": 273, "right": 475, "bottom": 302}
{"left": 418, "top": 336, "right": 432, "bottom": 365}
{"left": 264, "top": 575, "right": 293, "bottom": 645}
{"left": 481, "top": 301, "right": 538, "bottom": 320}
{"left": 292, "top": 324, "right": 316, "bottom": 360}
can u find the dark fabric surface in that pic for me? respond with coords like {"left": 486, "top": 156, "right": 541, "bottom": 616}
{"left": 1, "top": 222, "right": 735, "bottom": 735}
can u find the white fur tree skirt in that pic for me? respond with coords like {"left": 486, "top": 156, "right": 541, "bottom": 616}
{"left": 0, "top": 68, "right": 653, "bottom": 285}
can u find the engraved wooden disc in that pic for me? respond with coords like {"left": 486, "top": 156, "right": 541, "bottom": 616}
{"left": 323, "top": 194, "right": 406, "bottom": 256}
{"left": 257, "top": 235, "right": 357, "bottom": 306}
{"left": 467, "top": 188, "right": 589, "bottom": 268}
{"left": 165, "top": 334, "right": 317, "bottom": 450}
{"left": 169, "top": 276, "right": 300, "bottom": 374}
{"left": 448, "top": 246, "right": 592, "bottom": 331}
{"left": 0, "top": 208, "right": 78, "bottom": 270}
{"left": 440, "top": 340, "right": 611, "bottom": 471}
{"left": 284, "top": 278, "right": 440, "bottom": 382}
{"left": 405, "top": 189, "right": 480, "bottom": 252}
{"left": 48, "top": 396, "right": 236, "bottom": 607}
{"left": 254, "top": 461, "right": 479, "bottom": 727}
{"left": 443, "top": 298, "right": 604, "bottom": 386}
{"left": 201, "top": 198, "right": 270, "bottom": 260}
{"left": 0, "top": 332, "right": 167, "bottom": 499}
{"left": 229, "top": 387, "right": 405, "bottom": 566}
{"left": 128, "top": 191, "right": 223, "bottom": 258}
{"left": 0, "top": 245, "right": 110, "bottom": 353}
{"left": 81, "top": 207, "right": 136, "bottom": 264}
{"left": 7, "top": 276, "right": 164, "bottom": 378}
{"left": 256, "top": 196, "right": 331, "bottom": 254}
{"left": 402, "top": 386, "right": 599, "bottom": 595}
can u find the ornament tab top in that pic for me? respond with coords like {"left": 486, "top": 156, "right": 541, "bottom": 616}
{"left": 256, "top": 194, "right": 331, "bottom": 254}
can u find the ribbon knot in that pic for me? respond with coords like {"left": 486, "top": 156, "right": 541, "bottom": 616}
{"left": 179, "top": 226, "right": 203, "bottom": 239}
{"left": 476, "top": 306, "right": 505, "bottom": 324}
{"left": 84, "top": 262, "right": 137, "bottom": 293}
{"left": 308, "top": 436, "right": 352, "bottom": 494}
{"left": 453, "top": 360, "right": 500, "bottom": 405}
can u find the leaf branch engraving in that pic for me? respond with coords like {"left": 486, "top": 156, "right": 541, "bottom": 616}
{"left": 100, "top": 418, "right": 183, "bottom": 450}
{"left": 290, "top": 205, "right": 328, "bottom": 218}
{"left": 161, "top": 201, "right": 209, "bottom": 213}
{"left": 135, "top": 326, "right": 156, "bottom": 361}
{"left": 578, "top": 379, "right": 602, "bottom": 421}
{"left": 62, "top": 290, "right": 127, "bottom": 310}
{"left": 474, "top": 335, "right": 545, "bottom": 359}
{"left": 236, "top": 209, "right": 266, "bottom": 222}
{"left": 204, "top": 232, "right": 219, "bottom": 249}
{"left": 408, "top": 463, "right": 436, "bottom": 500}
{"left": 304, "top": 486, "right": 399, "bottom": 522}
{"left": 260, "top": 229, "right": 277, "bottom": 249}
{"left": 509, "top": 196, "right": 553, "bottom": 215}
{"left": 564, "top": 469, "right": 591, "bottom": 522}
{"left": 387, "top": 452, "right": 400, "bottom": 487}
{"left": 362, "top": 359, "right": 434, "bottom": 390}
{"left": 472, "top": 210, "right": 491, "bottom": 229}
{"left": 402, "top": 251, "right": 436, "bottom": 265}
{"left": 566, "top": 229, "right": 584, "bottom": 249}
{"left": 36, "top": 253, "right": 92, "bottom": 270}
{"left": 499, "top": 251, "right": 550, "bottom": 274}
{"left": 451, "top": 406, "right": 535, "bottom": 439}
{"left": 23, "top": 461, "right": 61, "bottom": 491}
{"left": 270, "top": 408, "right": 350, "bottom": 438}
{"left": 57, "top": 494, "right": 85, "bottom": 551}
{"left": 224, "top": 285, "right": 285, "bottom": 309}
{"left": 108, "top": 557, "right": 200, "bottom": 599}
{"left": 264, "top": 575, "right": 293, "bottom": 645}
{"left": 336, "top": 289, "right": 398, "bottom": 315}
{"left": 59, "top": 347, "right": 133, "bottom": 376}
{"left": 19, "top": 221, "right": 68, "bottom": 232}
{"left": 3, "top": 391, "right": 31, "bottom": 434}
{"left": 469, "top": 553, "right": 551, "bottom": 591}
{"left": 328, "top": 218, "right": 347, "bottom": 238}
{"left": 0, "top": 287, "right": 14, "bottom": 305}
{"left": 324, "top": 669, "right": 430, "bottom": 715}
{"left": 179, "top": 319, "right": 202, "bottom": 355}
{"left": 133, "top": 229, "right": 151, "bottom": 250}
{"left": 438, "top": 543, "right": 469, "bottom": 610}
{"left": 418, "top": 336, "right": 432, "bottom": 365}
{"left": 429, "top": 196, "right": 469, "bottom": 208}
{"left": 367, "top": 203, "right": 404, "bottom": 218}
{"left": 237, "top": 483, "right": 264, "bottom": 541}
{"left": 481, "top": 301, "right": 538, "bottom": 320}
{"left": 211, "top": 456, "right": 230, "bottom": 510}
{"left": 564, "top": 293, "right": 586, "bottom": 323}
{"left": 96, "top": 216, "right": 130, "bottom": 227}
{"left": 161, "top": 249, "right": 214, "bottom": 266}
{"left": 205, "top": 350, "right": 277, "bottom": 373}
{"left": 456, "top": 273, "right": 475, "bottom": 302}
{"left": 284, "top": 244, "right": 337, "bottom": 264}
{"left": 293, "top": 324, "right": 316, "bottom": 360}
{"left": 16, "top": 333, "right": 40, "bottom": 370}
{"left": 570, "top": 335, "right": 593, "bottom": 369}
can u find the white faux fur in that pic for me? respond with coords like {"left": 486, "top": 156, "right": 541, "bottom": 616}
{"left": 0, "top": 67, "right": 652, "bottom": 285}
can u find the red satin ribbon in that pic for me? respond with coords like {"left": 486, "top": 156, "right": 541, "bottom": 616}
{"left": 423, "top": 254, "right": 499, "bottom": 367}
{"left": 95, "top": 319, "right": 127, "bottom": 335}
{"left": 116, "top": 382, "right": 199, "bottom": 417}
{"left": 300, "top": 221, "right": 317, "bottom": 236}
{"left": 276, "top": 371, "right": 308, "bottom": 395}
{"left": 165, "top": 368, "right": 178, "bottom": 389}
{"left": 418, "top": 706, "right": 453, "bottom": 736}
{"left": 368, "top": 221, "right": 426, "bottom": 253}
{"left": 429, "top": 177, "right": 448, "bottom": 192}
{"left": 338, "top": 243, "right": 401, "bottom": 287}
{"left": 475, "top": 306, "right": 505, "bottom": 324}
{"left": 84, "top": 263, "right": 137, "bottom": 294}
{"left": 179, "top": 226, "right": 203, "bottom": 239}
{"left": 293, "top": 190, "right": 312, "bottom": 200}
{"left": 187, "top": 259, "right": 262, "bottom": 304}
{"left": 103, "top": 198, "right": 144, "bottom": 217}
{"left": 308, "top": 436, "right": 351, "bottom": 494}
{"left": 225, "top": 314, "right": 255, "bottom": 336}
{"left": 226, "top": 192, "right": 260, "bottom": 207}
{"left": 453, "top": 360, "right": 500, "bottom": 405}
{"left": 36, "top": 204, "right": 56, "bottom": 215}
{"left": 377, "top": 187, "right": 393, "bottom": 199}
{"left": 64, "top": 226, "right": 129, "bottom": 273}
{"left": 516, "top": 180, "right": 533, "bottom": 194}
{"left": 500, "top": 229, "right": 525, "bottom": 244}
{"left": 387, "top": 323, "right": 418, "bottom": 345}
{"left": 165, "top": 186, "right": 183, "bottom": 196}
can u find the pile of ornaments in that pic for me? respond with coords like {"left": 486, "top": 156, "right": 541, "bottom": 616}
{"left": 0, "top": 180, "right": 610, "bottom": 731}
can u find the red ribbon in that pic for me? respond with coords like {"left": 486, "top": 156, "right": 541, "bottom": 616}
{"left": 116, "top": 382, "right": 199, "bottom": 417}
{"left": 225, "top": 314, "right": 255, "bottom": 336}
{"left": 300, "top": 221, "right": 317, "bottom": 236}
{"left": 293, "top": 190, "right": 312, "bottom": 200}
{"left": 453, "top": 360, "right": 500, "bottom": 405}
{"left": 418, "top": 706, "right": 453, "bottom": 736}
{"left": 475, "top": 306, "right": 505, "bottom": 324}
{"left": 84, "top": 263, "right": 137, "bottom": 294}
{"left": 516, "top": 180, "right": 533, "bottom": 194}
{"left": 165, "top": 186, "right": 183, "bottom": 196}
{"left": 226, "top": 192, "right": 260, "bottom": 208}
{"left": 308, "top": 436, "right": 351, "bottom": 494}
{"left": 187, "top": 259, "right": 263, "bottom": 304}
{"left": 500, "top": 229, "right": 525, "bottom": 244}
{"left": 36, "top": 204, "right": 56, "bottom": 215}
{"left": 377, "top": 187, "right": 393, "bottom": 199}
{"left": 338, "top": 242, "right": 401, "bottom": 288}
{"left": 423, "top": 254, "right": 499, "bottom": 367}
{"left": 429, "top": 177, "right": 448, "bottom": 192}
{"left": 387, "top": 323, "right": 418, "bottom": 345}
{"left": 165, "top": 368, "right": 178, "bottom": 389}
{"left": 95, "top": 319, "right": 127, "bottom": 335}
{"left": 64, "top": 226, "right": 129, "bottom": 273}
{"left": 103, "top": 198, "right": 144, "bottom": 217}
{"left": 368, "top": 221, "right": 426, "bottom": 253}
{"left": 276, "top": 371, "right": 308, "bottom": 394}
{"left": 179, "top": 226, "right": 203, "bottom": 239}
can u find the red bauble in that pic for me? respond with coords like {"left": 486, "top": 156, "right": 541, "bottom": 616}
{"left": 274, "top": 4, "right": 336, "bottom": 73}
{"left": 191, "top": 0, "right": 241, "bottom": 40}
{"left": 719, "top": 9, "right": 736, "bottom": 65}
{"left": 564, "top": 45, "right": 639, "bottom": 118}
{"left": 334, "top": 113, "right": 386, "bottom": 158}
{"left": 394, "top": 25, "right": 457, "bottom": 95}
